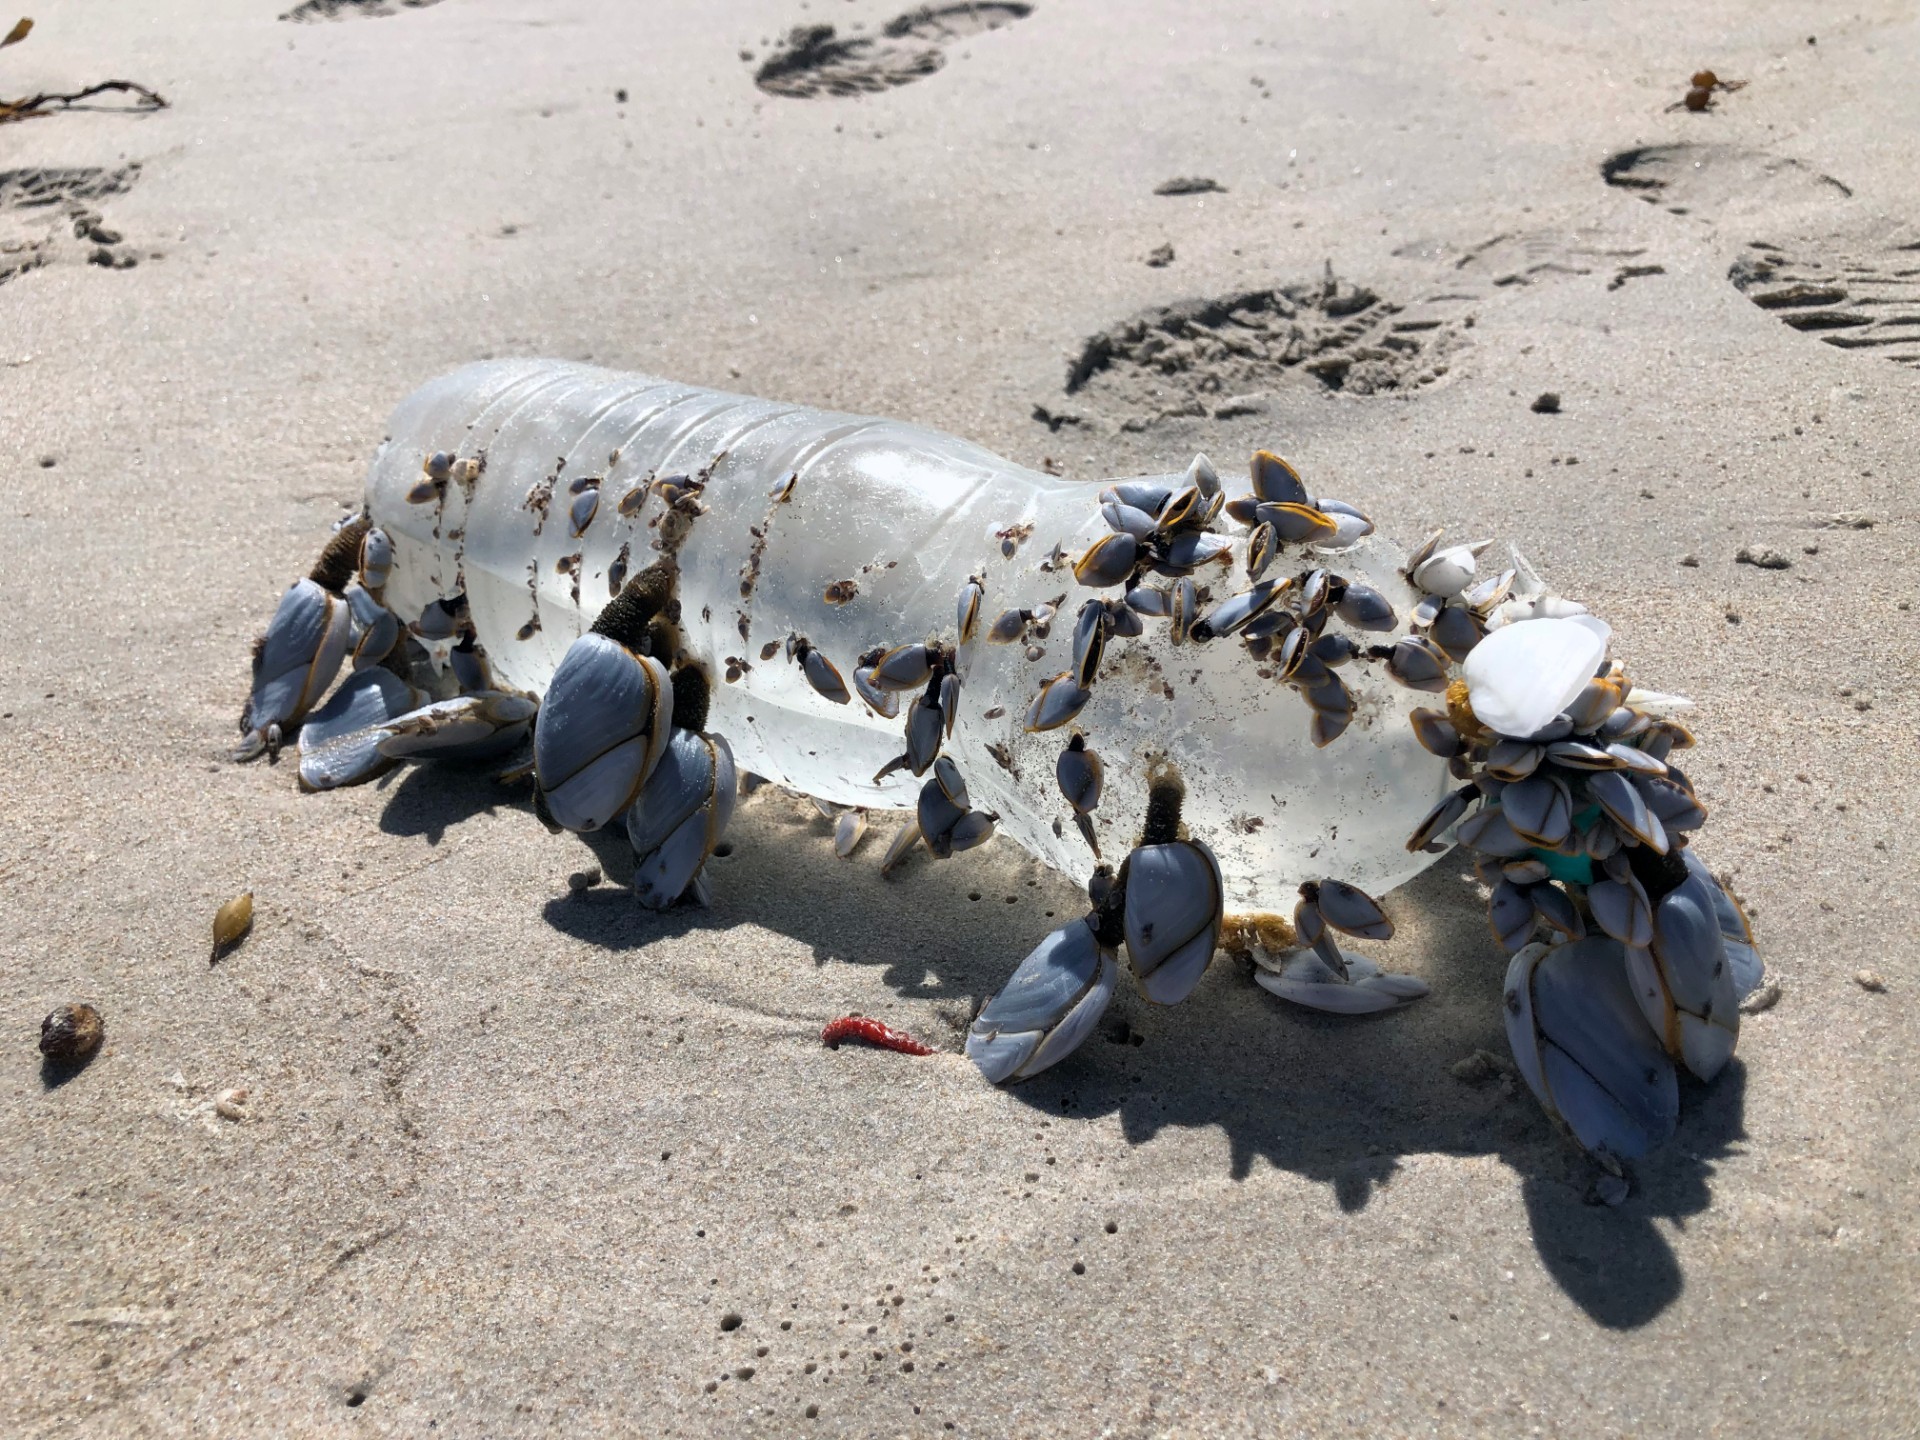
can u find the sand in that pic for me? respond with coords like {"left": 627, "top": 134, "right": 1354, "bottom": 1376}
{"left": 2, "top": 0, "right": 1916, "bottom": 1434}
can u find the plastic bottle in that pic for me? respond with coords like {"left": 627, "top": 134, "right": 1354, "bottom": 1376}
{"left": 366, "top": 359, "right": 1454, "bottom": 908}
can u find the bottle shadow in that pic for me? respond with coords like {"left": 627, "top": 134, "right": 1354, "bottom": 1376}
{"left": 398, "top": 774, "right": 1746, "bottom": 1332}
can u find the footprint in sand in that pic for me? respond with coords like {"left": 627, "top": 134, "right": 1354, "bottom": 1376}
{"left": 1404, "top": 230, "right": 1666, "bottom": 298}
{"left": 753, "top": 2, "right": 1033, "bottom": 99}
{"left": 1061, "top": 225, "right": 1674, "bottom": 427}
{"left": 1600, "top": 142, "right": 1917, "bottom": 371}
{"left": 1729, "top": 229, "right": 1920, "bottom": 371}
{"left": 1599, "top": 142, "right": 1853, "bottom": 216}
{"left": 0, "top": 165, "right": 142, "bottom": 286}
{"left": 1061, "top": 269, "right": 1469, "bottom": 427}
{"left": 280, "top": 0, "right": 443, "bottom": 22}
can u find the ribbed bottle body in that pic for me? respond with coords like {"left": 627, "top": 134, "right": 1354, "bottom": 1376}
{"left": 366, "top": 360, "right": 1451, "bottom": 906}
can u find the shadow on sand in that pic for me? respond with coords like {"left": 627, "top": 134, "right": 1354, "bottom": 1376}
{"left": 389, "top": 767, "right": 1747, "bottom": 1331}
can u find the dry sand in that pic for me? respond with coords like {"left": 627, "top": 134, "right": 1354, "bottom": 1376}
{"left": 3, "top": 0, "right": 1917, "bottom": 1434}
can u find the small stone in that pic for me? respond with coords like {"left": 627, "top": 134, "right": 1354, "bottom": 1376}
{"left": 615, "top": 88, "right": 629, "bottom": 103}
{"left": 804, "top": 1404, "right": 819, "bottom": 1419}
{"left": 733, "top": 1365, "right": 755, "bottom": 1381}
{"left": 88, "top": 246, "right": 116, "bottom": 267}
{"left": 1678, "top": 554, "right": 1699, "bottom": 567}
{"left": 1530, "top": 392, "right": 1561, "bottom": 414}
{"left": 1211, "top": 394, "right": 1266, "bottom": 419}
{"left": 1853, "top": 971, "right": 1887, "bottom": 993}
{"left": 1803, "top": 544, "right": 1820, "bottom": 555}
{"left": 567, "top": 866, "right": 602, "bottom": 892}
{"left": 1740, "top": 981, "right": 1782, "bottom": 1015}
{"left": 719, "top": 1312, "right": 743, "bottom": 1332}
{"left": 39, "top": 1003, "right": 104, "bottom": 1061}
{"left": 1736, "top": 545, "right": 1792, "bottom": 570}
{"left": 84, "top": 224, "right": 123, "bottom": 245}
{"left": 1450, "top": 1049, "right": 1508, "bottom": 1084}
{"left": 37, "top": 455, "right": 56, "bottom": 468}
{"left": 1586, "top": 1173, "right": 1630, "bottom": 1207}
{"left": 1152, "top": 176, "right": 1226, "bottom": 196}
{"left": 1145, "top": 242, "right": 1175, "bottom": 268}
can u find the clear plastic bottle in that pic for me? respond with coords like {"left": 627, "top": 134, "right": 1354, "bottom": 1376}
{"left": 366, "top": 360, "right": 1453, "bottom": 908}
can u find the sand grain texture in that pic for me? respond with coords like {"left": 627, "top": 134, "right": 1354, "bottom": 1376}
{"left": 1, "top": 0, "right": 1916, "bottom": 1434}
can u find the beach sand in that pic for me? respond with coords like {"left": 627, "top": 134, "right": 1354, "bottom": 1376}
{"left": 2, "top": 0, "right": 1916, "bottom": 1433}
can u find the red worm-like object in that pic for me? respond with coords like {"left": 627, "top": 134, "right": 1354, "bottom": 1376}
{"left": 820, "top": 1015, "right": 935, "bottom": 1056}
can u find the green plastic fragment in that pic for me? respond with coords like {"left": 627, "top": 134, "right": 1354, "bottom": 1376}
{"left": 1527, "top": 803, "right": 1603, "bottom": 884}
{"left": 1533, "top": 848, "right": 1593, "bottom": 886}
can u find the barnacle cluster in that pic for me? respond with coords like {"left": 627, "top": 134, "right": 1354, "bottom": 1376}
{"left": 233, "top": 361, "right": 1761, "bottom": 1180}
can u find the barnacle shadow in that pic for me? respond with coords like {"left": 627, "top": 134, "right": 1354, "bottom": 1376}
{"left": 998, "top": 852, "right": 1748, "bottom": 1329}
{"left": 530, "top": 785, "right": 1744, "bottom": 1330}
{"left": 375, "top": 760, "right": 519, "bottom": 844}
{"left": 1519, "top": 1064, "right": 1747, "bottom": 1329}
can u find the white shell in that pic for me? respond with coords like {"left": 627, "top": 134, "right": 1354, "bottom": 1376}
{"left": 1463, "top": 617, "right": 1611, "bottom": 739}
{"left": 1622, "top": 687, "right": 1695, "bottom": 716}
{"left": 1485, "top": 592, "right": 1591, "bottom": 631}
{"left": 1254, "top": 950, "right": 1428, "bottom": 1014}
{"left": 1410, "top": 544, "right": 1481, "bottom": 598}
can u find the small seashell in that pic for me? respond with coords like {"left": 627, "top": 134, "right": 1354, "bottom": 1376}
{"left": 1411, "top": 542, "right": 1490, "bottom": 599}
{"left": 1249, "top": 451, "right": 1311, "bottom": 507}
{"left": 834, "top": 809, "right": 869, "bottom": 859}
{"left": 880, "top": 820, "right": 922, "bottom": 876}
{"left": 1155, "top": 485, "right": 1203, "bottom": 532}
{"left": 1073, "top": 533, "right": 1138, "bottom": 588}
{"left": 986, "top": 608, "right": 1027, "bottom": 644}
{"left": 212, "top": 892, "right": 254, "bottom": 962}
{"left": 214, "top": 1087, "right": 251, "bottom": 1121}
{"left": 39, "top": 1003, "right": 104, "bottom": 1062}
{"left": 1186, "top": 452, "right": 1221, "bottom": 498}
{"left": 1334, "top": 584, "right": 1396, "bottom": 632}
{"left": 1853, "top": 970, "right": 1888, "bottom": 993}
{"left": 1246, "top": 522, "right": 1277, "bottom": 581}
